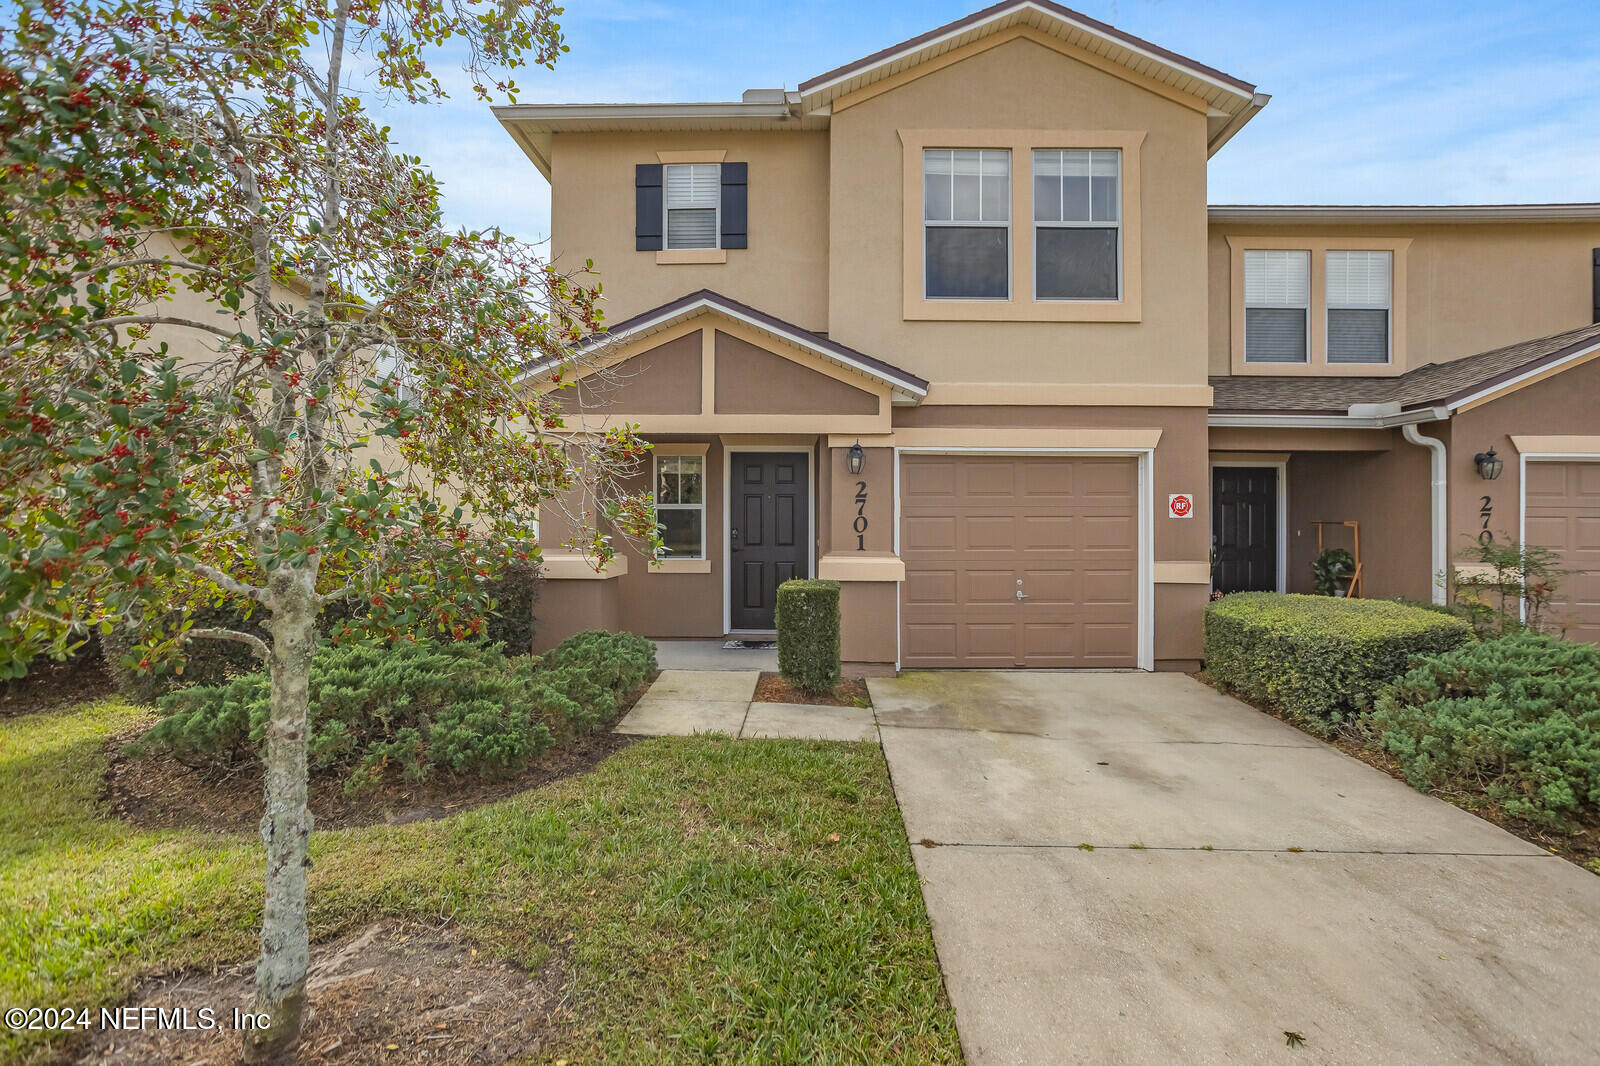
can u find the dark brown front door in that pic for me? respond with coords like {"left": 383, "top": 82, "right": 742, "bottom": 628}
{"left": 1212, "top": 466, "right": 1278, "bottom": 594}
{"left": 729, "top": 452, "right": 809, "bottom": 631}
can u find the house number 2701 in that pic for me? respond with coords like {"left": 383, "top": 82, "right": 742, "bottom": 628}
{"left": 854, "top": 481, "right": 869, "bottom": 550}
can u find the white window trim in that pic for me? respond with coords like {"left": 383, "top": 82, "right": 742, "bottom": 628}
{"left": 1324, "top": 250, "right": 1394, "bottom": 366}
{"left": 1243, "top": 249, "right": 1311, "bottom": 365}
{"left": 1032, "top": 148, "right": 1123, "bottom": 303}
{"left": 651, "top": 444, "right": 710, "bottom": 572}
{"left": 662, "top": 163, "right": 721, "bottom": 252}
{"left": 922, "top": 148, "right": 1012, "bottom": 302}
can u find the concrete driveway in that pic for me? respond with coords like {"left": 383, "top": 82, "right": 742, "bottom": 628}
{"left": 869, "top": 671, "right": 1600, "bottom": 1066}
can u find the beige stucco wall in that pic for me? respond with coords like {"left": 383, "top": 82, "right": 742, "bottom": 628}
{"left": 549, "top": 130, "right": 830, "bottom": 331}
{"left": 826, "top": 35, "right": 1211, "bottom": 388}
{"left": 1208, "top": 222, "right": 1600, "bottom": 375}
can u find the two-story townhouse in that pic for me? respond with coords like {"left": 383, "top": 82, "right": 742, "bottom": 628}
{"left": 498, "top": 0, "right": 1600, "bottom": 670}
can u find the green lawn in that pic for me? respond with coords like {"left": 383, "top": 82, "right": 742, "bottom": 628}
{"left": 0, "top": 699, "right": 960, "bottom": 1064}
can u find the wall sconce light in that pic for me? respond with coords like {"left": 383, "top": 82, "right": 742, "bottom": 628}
{"left": 1474, "top": 447, "right": 1504, "bottom": 481}
{"left": 847, "top": 440, "right": 865, "bottom": 476}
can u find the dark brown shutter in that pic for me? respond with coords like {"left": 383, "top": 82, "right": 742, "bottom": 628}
{"left": 635, "top": 164, "right": 663, "bottom": 251}
{"left": 720, "top": 162, "right": 747, "bottom": 249}
{"left": 1592, "top": 248, "right": 1599, "bottom": 323}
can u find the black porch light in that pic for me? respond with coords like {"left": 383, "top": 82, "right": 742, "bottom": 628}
{"left": 1474, "top": 447, "right": 1504, "bottom": 481}
{"left": 847, "top": 440, "right": 865, "bottom": 475}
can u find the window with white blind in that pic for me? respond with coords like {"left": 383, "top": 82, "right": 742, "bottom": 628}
{"left": 654, "top": 453, "right": 705, "bottom": 559}
{"left": 1243, "top": 250, "right": 1310, "bottom": 363}
{"left": 923, "top": 149, "right": 1010, "bottom": 299}
{"left": 663, "top": 163, "right": 720, "bottom": 250}
{"left": 1033, "top": 149, "right": 1120, "bottom": 300}
{"left": 1326, "top": 250, "right": 1392, "bottom": 364}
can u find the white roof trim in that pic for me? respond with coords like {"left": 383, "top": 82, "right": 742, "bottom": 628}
{"left": 1209, "top": 203, "right": 1600, "bottom": 224}
{"left": 1446, "top": 339, "right": 1600, "bottom": 412}
{"left": 524, "top": 297, "right": 929, "bottom": 403}
{"left": 800, "top": 1, "right": 1253, "bottom": 103}
{"left": 1208, "top": 407, "right": 1449, "bottom": 430}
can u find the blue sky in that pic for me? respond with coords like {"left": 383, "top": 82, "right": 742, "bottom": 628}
{"left": 372, "top": 0, "right": 1600, "bottom": 245}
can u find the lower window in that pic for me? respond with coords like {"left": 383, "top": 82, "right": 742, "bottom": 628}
{"left": 654, "top": 454, "right": 705, "bottom": 560}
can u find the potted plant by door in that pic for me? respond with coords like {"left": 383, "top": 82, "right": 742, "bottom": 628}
{"left": 1312, "top": 548, "right": 1356, "bottom": 596}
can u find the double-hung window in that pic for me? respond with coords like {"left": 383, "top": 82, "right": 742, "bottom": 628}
{"left": 1033, "top": 149, "right": 1120, "bottom": 300}
{"left": 1243, "top": 250, "right": 1310, "bottom": 363}
{"left": 923, "top": 149, "right": 1010, "bottom": 299}
{"left": 654, "top": 453, "right": 705, "bottom": 560}
{"left": 664, "top": 163, "right": 720, "bottom": 250}
{"left": 1326, "top": 251, "right": 1392, "bottom": 364}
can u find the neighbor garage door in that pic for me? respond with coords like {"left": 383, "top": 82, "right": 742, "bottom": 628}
{"left": 1525, "top": 459, "right": 1600, "bottom": 645}
{"left": 899, "top": 454, "right": 1139, "bottom": 668}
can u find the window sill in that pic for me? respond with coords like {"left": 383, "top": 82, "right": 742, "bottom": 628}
{"left": 648, "top": 558, "right": 712, "bottom": 574}
{"left": 656, "top": 249, "right": 727, "bottom": 265}
{"left": 904, "top": 298, "right": 1140, "bottom": 322}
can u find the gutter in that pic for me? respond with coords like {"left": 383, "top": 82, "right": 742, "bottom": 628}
{"left": 1207, "top": 93, "right": 1270, "bottom": 158}
{"left": 1207, "top": 403, "right": 1449, "bottom": 430}
{"left": 1401, "top": 424, "right": 1449, "bottom": 605}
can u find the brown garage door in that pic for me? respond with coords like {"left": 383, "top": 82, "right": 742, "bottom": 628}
{"left": 899, "top": 454, "right": 1139, "bottom": 668}
{"left": 1525, "top": 459, "right": 1600, "bottom": 645}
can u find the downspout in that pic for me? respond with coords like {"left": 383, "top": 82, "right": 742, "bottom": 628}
{"left": 1401, "top": 423, "right": 1448, "bottom": 605}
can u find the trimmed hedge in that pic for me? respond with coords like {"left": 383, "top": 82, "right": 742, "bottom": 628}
{"left": 776, "top": 579, "right": 841, "bottom": 694}
{"left": 1370, "top": 634, "right": 1600, "bottom": 831}
{"left": 131, "top": 630, "right": 656, "bottom": 792}
{"left": 1205, "top": 592, "right": 1472, "bottom": 733}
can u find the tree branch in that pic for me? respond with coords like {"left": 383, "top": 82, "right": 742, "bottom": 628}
{"left": 189, "top": 561, "right": 271, "bottom": 605}
{"left": 186, "top": 627, "right": 270, "bottom": 660}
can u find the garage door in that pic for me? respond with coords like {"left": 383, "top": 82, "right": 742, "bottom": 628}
{"left": 899, "top": 454, "right": 1139, "bottom": 668}
{"left": 1525, "top": 459, "right": 1600, "bottom": 645}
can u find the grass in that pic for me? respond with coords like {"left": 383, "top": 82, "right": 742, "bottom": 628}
{"left": 0, "top": 699, "right": 960, "bottom": 1064}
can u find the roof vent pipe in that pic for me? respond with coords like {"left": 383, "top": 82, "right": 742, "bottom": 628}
{"left": 1402, "top": 423, "right": 1449, "bottom": 605}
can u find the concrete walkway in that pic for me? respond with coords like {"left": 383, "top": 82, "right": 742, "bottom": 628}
{"left": 616, "top": 670, "right": 876, "bottom": 741}
{"left": 870, "top": 670, "right": 1600, "bottom": 1066}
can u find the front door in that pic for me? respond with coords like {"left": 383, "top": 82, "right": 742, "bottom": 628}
{"left": 1212, "top": 466, "right": 1278, "bottom": 594}
{"left": 729, "top": 452, "right": 810, "bottom": 630}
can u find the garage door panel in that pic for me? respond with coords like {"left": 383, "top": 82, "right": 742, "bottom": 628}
{"left": 904, "top": 569, "right": 957, "bottom": 607}
{"left": 965, "top": 515, "right": 1017, "bottom": 550}
{"left": 900, "top": 453, "right": 1139, "bottom": 668}
{"left": 966, "top": 569, "right": 1019, "bottom": 605}
{"left": 1525, "top": 460, "right": 1600, "bottom": 647}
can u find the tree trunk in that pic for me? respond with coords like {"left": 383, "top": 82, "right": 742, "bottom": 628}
{"left": 243, "top": 571, "right": 317, "bottom": 1062}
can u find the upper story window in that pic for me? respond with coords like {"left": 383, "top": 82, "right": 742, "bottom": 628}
{"left": 1033, "top": 149, "right": 1120, "bottom": 300}
{"left": 664, "top": 163, "right": 720, "bottom": 250}
{"left": 923, "top": 149, "right": 1010, "bottom": 300}
{"left": 1243, "top": 249, "right": 1310, "bottom": 364}
{"left": 1326, "top": 250, "right": 1392, "bottom": 364}
{"left": 654, "top": 452, "right": 706, "bottom": 560}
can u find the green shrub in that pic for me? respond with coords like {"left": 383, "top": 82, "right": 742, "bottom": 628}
{"left": 100, "top": 600, "right": 268, "bottom": 703}
{"left": 1205, "top": 592, "right": 1472, "bottom": 733}
{"left": 482, "top": 558, "right": 541, "bottom": 653}
{"left": 776, "top": 579, "right": 841, "bottom": 694}
{"left": 1370, "top": 634, "right": 1600, "bottom": 831}
{"left": 131, "top": 630, "right": 655, "bottom": 792}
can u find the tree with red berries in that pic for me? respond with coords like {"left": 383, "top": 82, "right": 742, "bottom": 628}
{"left": 0, "top": 0, "right": 655, "bottom": 1057}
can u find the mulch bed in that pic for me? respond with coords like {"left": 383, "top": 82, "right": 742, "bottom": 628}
{"left": 103, "top": 680, "right": 652, "bottom": 833}
{"left": 753, "top": 671, "right": 871, "bottom": 708}
{"left": 74, "top": 920, "right": 568, "bottom": 1066}
{"left": 1195, "top": 671, "right": 1600, "bottom": 873}
{"left": 0, "top": 647, "right": 116, "bottom": 719}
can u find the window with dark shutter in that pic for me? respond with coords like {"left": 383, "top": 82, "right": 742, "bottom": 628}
{"left": 635, "top": 164, "right": 663, "bottom": 251}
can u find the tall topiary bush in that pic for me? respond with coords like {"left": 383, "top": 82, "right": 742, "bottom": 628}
{"left": 482, "top": 559, "right": 542, "bottom": 653}
{"left": 776, "top": 579, "right": 842, "bottom": 694}
{"left": 1205, "top": 592, "right": 1472, "bottom": 733}
{"left": 1370, "top": 633, "right": 1600, "bottom": 831}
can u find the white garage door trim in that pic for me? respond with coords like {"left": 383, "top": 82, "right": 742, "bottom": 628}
{"left": 894, "top": 447, "right": 1155, "bottom": 671}
{"left": 1519, "top": 450, "right": 1600, "bottom": 626}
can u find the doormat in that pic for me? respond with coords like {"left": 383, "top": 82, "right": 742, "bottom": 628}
{"left": 722, "top": 640, "right": 777, "bottom": 650}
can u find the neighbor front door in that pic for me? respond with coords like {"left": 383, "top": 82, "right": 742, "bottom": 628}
{"left": 1212, "top": 466, "right": 1279, "bottom": 594}
{"left": 729, "top": 452, "right": 810, "bottom": 630}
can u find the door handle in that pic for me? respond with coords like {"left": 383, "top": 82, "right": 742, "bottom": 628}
{"left": 1016, "top": 589, "right": 1029, "bottom": 601}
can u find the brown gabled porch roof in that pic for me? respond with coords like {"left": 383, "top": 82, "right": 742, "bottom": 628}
{"left": 523, "top": 289, "right": 930, "bottom": 403}
{"left": 1210, "top": 321, "right": 1600, "bottom": 416}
